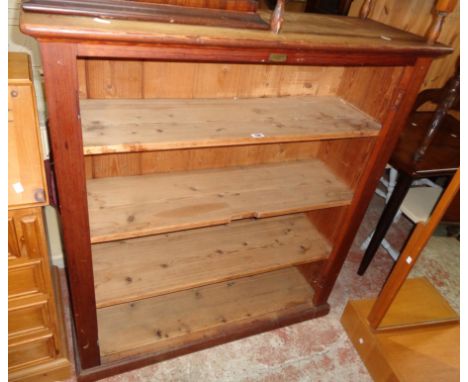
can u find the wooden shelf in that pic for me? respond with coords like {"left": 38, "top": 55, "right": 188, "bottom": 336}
{"left": 81, "top": 96, "right": 380, "bottom": 155}
{"left": 93, "top": 214, "right": 330, "bottom": 308}
{"left": 87, "top": 159, "right": 353, "bottom": 243}
{"left": 21, "top": 11, "right": 452, "bottom": 58}
{"left": 97, "top": 267, "right": 327, "bottom": 363}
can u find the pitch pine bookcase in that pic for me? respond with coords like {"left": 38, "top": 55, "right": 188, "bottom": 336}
{"left": 20, "top": 1, "right": 451, "bottom": 380}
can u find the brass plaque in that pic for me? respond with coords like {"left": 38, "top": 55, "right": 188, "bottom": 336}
{"left": 268, "top": 53, "right": 288, "bottom": 62}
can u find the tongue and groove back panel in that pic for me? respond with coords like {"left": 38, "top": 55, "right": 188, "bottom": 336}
{"left": 80, "top": 61, "right": 400, "bottom": 182}
{"left": 78, "top": 60, "right": 395, "bottom": 254}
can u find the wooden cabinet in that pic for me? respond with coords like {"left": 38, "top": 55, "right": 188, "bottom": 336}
{"left": 8, "top": 53, "right": 47, "bottom": 209}
{"left": 8, "top": 53, "right": 71, "bottom": 382}
{"left": 20, "top": 3, "right": 451, "bottom": 380}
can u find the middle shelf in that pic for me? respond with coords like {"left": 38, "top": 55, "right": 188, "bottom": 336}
{"left": 81, "top": 96, "right": 380, "bottom": 155}
{"left": 87, "top": 159, "right": 353, "bottom": 243}
{"left": 93, "top": 213, "right": 330, "bottom": 308}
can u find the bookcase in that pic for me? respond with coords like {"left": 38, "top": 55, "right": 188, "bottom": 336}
{"left": 20, "top": 2, "right": 451, "bottom": 380}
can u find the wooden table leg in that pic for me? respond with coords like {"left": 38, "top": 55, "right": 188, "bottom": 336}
{"left": 357, "top": 172, "right": 413, "bottom": 275}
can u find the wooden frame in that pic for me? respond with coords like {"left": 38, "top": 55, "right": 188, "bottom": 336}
{"left": 20, "top": 4, "right": 451, "bottom": 380}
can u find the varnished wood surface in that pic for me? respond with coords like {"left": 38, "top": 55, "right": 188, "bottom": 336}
{"left": 377, "top": 278, "right": 459, "bottom": 330}
{"left": 20, "top": 11, "right": 451, "bottom": 56}
{"left": 84, "top": 142, "right": 325, "bottom": 179}
{"left": 8, "top": 53, "right": 48, "bottom": 209}
{"left": 8, "top": 53, "right": 33, "bottom": 83}
{"left": 87, "top": 159, "right": 353, "bottom": 243}
{"left": 8, "top": 208, "right": 71, "bottom": 380}
{"left": 78, "top": 61, "right": 344, "bottom": 100}
{"left": 341, "top": 280, "right": 460, "bottom": 382}
{"left": 390, "top": 112, "right": 459, "bottom": 176}
{"left": 39, "top": 42, "right": 100, "bottom": 368}
{"left": 22, "top": 0, "right": 268, "bottom": 30}
{"left": 349, "top": 0, "right": 459, "bottom": 90}
{"left": 130, "top": 0, "right": 258, "bottom": 11}
{"left": 313, "top": 58, "right": 433, "bottom": 305}
{"left": 93, "top": 214, "right": 330, "bottom": 308}
{"left": 367, "top": 168, "right": 459, "bottom": 328}
{"left": 98, "top": 267, "right": 317, "bottom": 362}
{"left": 22, "top": 2, "right": 453, "bottom": 374}
{"left": 81, "top": 96, "right": 380, "bottom": 155}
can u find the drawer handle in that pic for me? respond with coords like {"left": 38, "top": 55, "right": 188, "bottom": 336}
{"left": 10, "top": 90, "right": 18, "bottom": 97}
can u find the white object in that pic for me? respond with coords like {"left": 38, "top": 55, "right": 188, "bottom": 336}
{"left": 400, "top": 186, "right": 443, "bottom": 223}
{"left": 12, "top": 182, "right": 24, "bottom": 194}
{"left": 251, "top": 133, "right": 265, "bottom": 138}
{"left": 94, "top": 18, "right": 111, "bottom": 24}
{"left": 361, "top": 166, "right": 443, "bottom": 261}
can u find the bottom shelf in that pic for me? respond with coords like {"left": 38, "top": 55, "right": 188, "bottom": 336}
{"left": 97, "top": 267, "right": 327, "bottom": 363}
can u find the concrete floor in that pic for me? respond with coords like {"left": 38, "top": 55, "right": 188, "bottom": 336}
{"left": 60, "top": 194, "right": 460, "bottom": 381}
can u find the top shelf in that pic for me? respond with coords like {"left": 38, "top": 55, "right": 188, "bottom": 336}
{"left": 20, "top": 10, "right": 451, "bottom": 59}
{"left": 81, "top": 96, "right": 380, "bottom": 155}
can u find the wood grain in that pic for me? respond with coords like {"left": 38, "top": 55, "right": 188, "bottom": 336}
{"left": 85, "top": 59, "right": 143, "bottom": 99}
{"left": 20, "top": 10, "right": 451, "bottom": 56}
{"left": 8, "top": 53, "right": 33, "bottom": 83}
{"left": 307, "top": 206, "right": 349, "bottom": 244}
{"left": 93, "top": 214, "right": 330, "bottom": 308}
{"left": 78, "top": 61, "right": 344, "bottom": 100}
{"left": 130, "top": 0, "right": 258, "bottom": 11}
{"left": 349, "top": 0, "right": 459, "bottom": 90}
{"left": 85, "top": 141, "right": 322, "bottom": 179}
{"left": 87, "top": 159, "right": 353, "bottom": 243}
{"left": 8, "top": 53, "right": 48, "bottom": 209}
{"left": 377, "top": 278, "right": 459, "bottom": 330}
{"left": 313, "top": 58, "right": 433, "bottom": 306}
{"left": 8, "top": 189, "right": 70, "bottom": 379}
{"left": 367, "top": 168, "right": 459, "bottom": 328}
{"left": 317, "top": 137, "right": 376, "bottom": 189}
{"left": 341, "top": 297, "right": 459, "bottom": 382}
{"left": 22, "top": 0, "right": 267, "bottom": 30}
{"left": 337, "top": 66, "right": 404, "bottom": 122}
{"left": 9, "top": 294, "right": 50, "bottom": 339}
{"left": 81, "top": 96, "right": 380, "bottom": 155}
{"left": 97, "top": 267, "right": 317, "bottom": 362}
{"left": 39, "top": 42, "right": 100, "bottom": 368}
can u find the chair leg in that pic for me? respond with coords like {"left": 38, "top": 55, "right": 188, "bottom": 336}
{"left": 357, "top": 172, "right": 413, "bottom": 275}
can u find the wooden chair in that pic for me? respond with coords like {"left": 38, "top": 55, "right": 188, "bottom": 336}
{"left": 357, "top": 68, "right": 460, "bottom": 275}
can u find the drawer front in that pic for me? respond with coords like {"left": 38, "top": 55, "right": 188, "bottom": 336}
{"left": 9, "top": 262, "right": 46, "bottom": 299}
{"left": 8, "top": 84, "right": 47, "bottom": 208}
{"left": 8, "top": 208, "right": 48, "bottom": 263}
{"left": 9, "top": 296, "right": 50, "bottom": 338}
{"left": 8, "top": 334, "right": 55, "bottom": 370}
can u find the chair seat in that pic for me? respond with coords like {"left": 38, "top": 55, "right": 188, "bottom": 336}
{"left": 390, "top": 112, "right": 459, "bottom": 176}
{"left": 400, "top": 186, "right": 443, "bottom": 223}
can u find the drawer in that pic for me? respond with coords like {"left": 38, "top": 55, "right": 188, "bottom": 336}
{"left": 8, "top": 208, "right": 48, "bottom": 263}
{"left": 9, "top": 295, "right": 50, "bottom": 338}
{"left": 8, "top": 333, "right": 55, "bottom": 371}
{"left": 9, "top": 261, "right": 46, "bottom": 299}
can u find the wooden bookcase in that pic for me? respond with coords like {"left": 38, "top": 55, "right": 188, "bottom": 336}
{"left": 20, "top": 3, "right": 450, "bottom": 380}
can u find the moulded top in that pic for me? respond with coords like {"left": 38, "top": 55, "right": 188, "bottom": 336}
{"left": 19, "top": 9, "right": 452, "bottom": 58}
